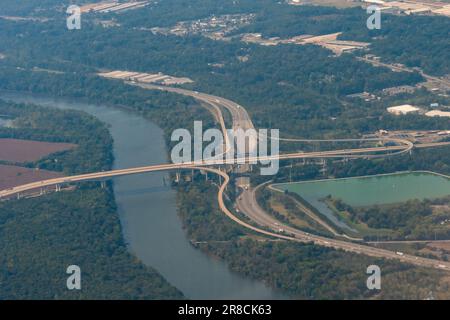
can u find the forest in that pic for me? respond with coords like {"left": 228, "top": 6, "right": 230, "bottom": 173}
{"left": 204, "top": 239, "right": 450, "bottom": 299}
{"left": 0, "top": 99, "right": 113, "bottom": 174}
{"left": 0, "top": 188, "right": 182, "bottom": 299}
{"left": 174, "top": 173, "right": 450, "bottom": 299}
{"left": 1, "top": 1, "right": 447, "bottom": 143}
{"left": 162, "top": 168, "right": 437, "bottom": 299}
{"left": 330, "top": 195, "right": 450, "bottom": 241}
{"left": 0, "top": 0, "right": 449, "bottom": 299}
{"left": 0, "top": 100, "right": 183, "bottom": 299}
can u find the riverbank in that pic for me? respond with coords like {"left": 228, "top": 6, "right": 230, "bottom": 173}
{"left": 271, "top": 171, "right": 450, "bottom": 241}
{"left": 175, "top": 173, "right": 450, "bottom": 299}
{"left": 0, "top": 99, "right": 182, "bottom": 299}
{"left": 0, "top": 91, "right": 284, "bottom": 299}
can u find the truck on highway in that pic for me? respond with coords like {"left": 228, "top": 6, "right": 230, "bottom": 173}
{"left": 396, "top": 251, "right": 404, "bottom": 256}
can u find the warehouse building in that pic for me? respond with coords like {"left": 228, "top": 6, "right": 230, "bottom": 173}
{"left": 425, "top": 110, "right": 450, "bottom": 118}
{"left": 387, "top": 104, "right": 420, "bottom": 115}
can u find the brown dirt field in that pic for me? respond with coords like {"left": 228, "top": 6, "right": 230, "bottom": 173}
{"left": 0, "top": 164, "right": 63, "bottom": 190}
{"left": 0, "top": 138, "right": 76, "bottom": 163}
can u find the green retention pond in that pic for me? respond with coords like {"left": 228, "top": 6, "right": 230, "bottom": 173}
{"left": 273, "top": 171, "right": 450, "bottom": 232}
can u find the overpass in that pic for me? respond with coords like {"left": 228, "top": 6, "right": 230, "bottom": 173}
{"left": 0, "top": 140, "right": 422, "bottom": 200}
{"left": 3, "top": 153, "right": 450, "bottom": 271}
{"left": 3, "top": 85, "right": 450, "bottom": 272}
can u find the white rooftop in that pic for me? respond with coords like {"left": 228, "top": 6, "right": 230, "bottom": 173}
{"left": 426, "top": 110, "right": 450, "bottom": 118}
{"left": 387, "top": 104, "right": 420, "bottom": 114}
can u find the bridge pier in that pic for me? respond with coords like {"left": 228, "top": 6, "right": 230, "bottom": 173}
{"left": 289, "top": 162, "right": 292, "bottom": 183}
{"left": 101, "top": 181, "right": 106, "bottom": 189}
{"left": 321, "top": 159, "right": 327, "bottom": 175}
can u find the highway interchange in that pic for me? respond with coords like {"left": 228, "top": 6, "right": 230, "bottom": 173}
{"left": 2, "top": 83, "right": 450, "bottom": 271}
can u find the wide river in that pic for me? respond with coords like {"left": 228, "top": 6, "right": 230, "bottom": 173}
{"left": 0, "top": 91, "right": 284, "bottom": 299}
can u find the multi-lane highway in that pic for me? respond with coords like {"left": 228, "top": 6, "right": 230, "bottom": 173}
{"left": 0, "top": 142, "right": 426, "bottom": 199}
{"left": 3, "top": 84, "right": 450, "bottom": 271}
{"left": 131, "top": 83, "right": 255, "bottom": 132}
{"left": 358, "top": 56, "right": 450, "bottom": 89}
{"left": 236, "top": 183, "right": 450, "bottom": 271}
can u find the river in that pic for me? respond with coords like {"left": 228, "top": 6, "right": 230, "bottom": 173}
{"left": 0, "top": 91, "right": 284, "bottom": 299}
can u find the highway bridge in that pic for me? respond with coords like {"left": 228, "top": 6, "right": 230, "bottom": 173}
{"left": 3, "top": 84, "right": 450, "bottom": 272}
{"left": 0, "top": 141, "right": 424, "bottom": 199}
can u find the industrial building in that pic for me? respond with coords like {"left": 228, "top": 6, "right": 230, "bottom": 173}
{"left": 387, "top": 104, "right": 420, "bottom": 115}
{"left": 80, "top": 1, "right": 150, "bottom": 14}
{"left": 361, "top": 1, "right": 450, "bottom": 17}
{"left": 425, "top": 110, "right": 450, "bottom": 118}
{"left": 98, "top": 70, "right": 194, "bottom": 85}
